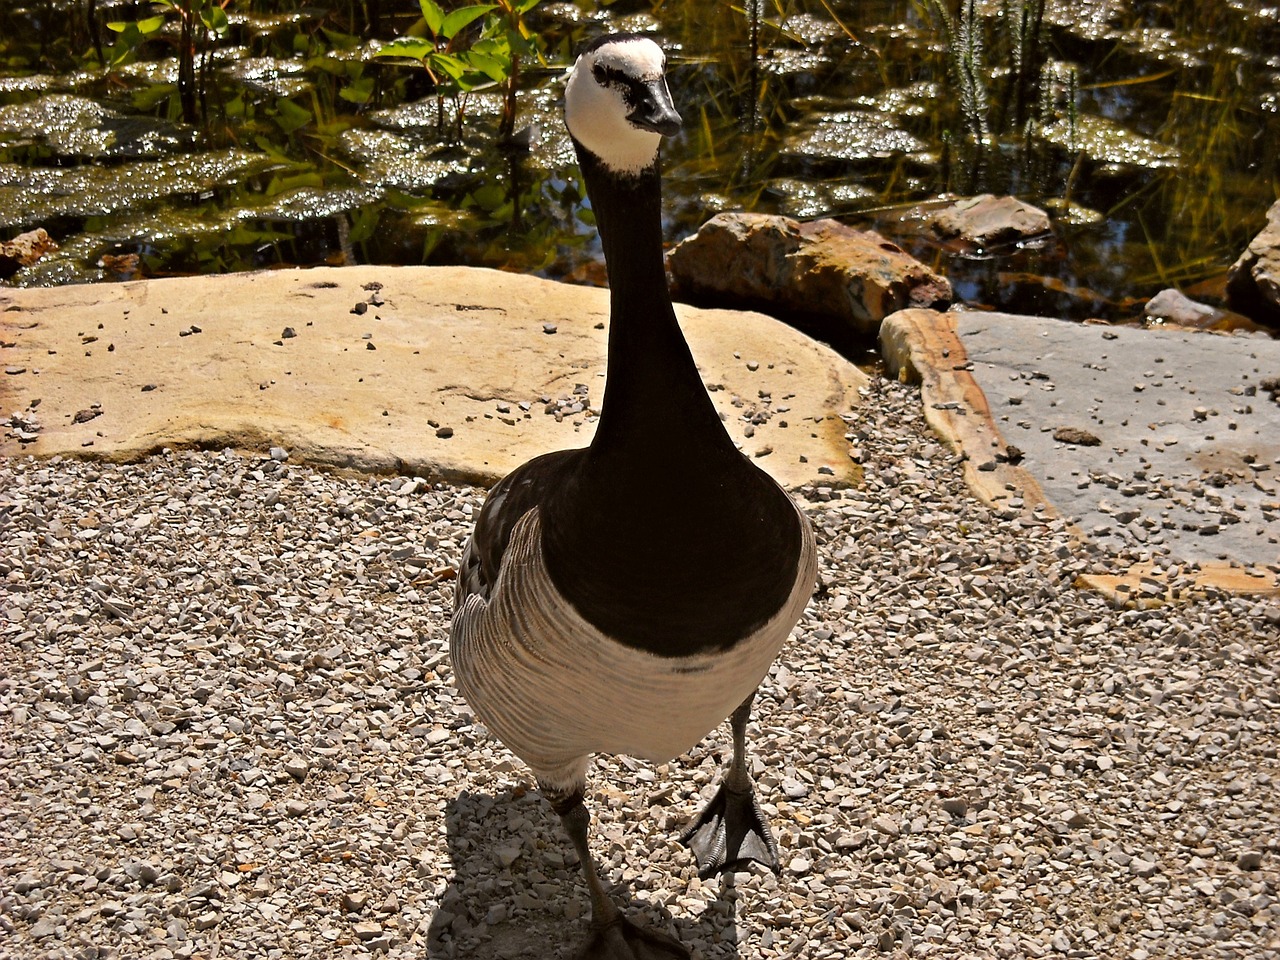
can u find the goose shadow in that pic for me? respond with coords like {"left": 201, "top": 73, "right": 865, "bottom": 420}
{"left": 427, "top": 786, "right": 742, "bottom": 959}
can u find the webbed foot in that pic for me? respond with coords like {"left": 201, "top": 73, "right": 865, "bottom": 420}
{"left": 547, "top": 787, "right": 690, "bottom": 960}
{"left": 679, "top": 782, "right": 779, "bottom": 878}
{"left": 578, "top": 915, "right": 688, "bottom": 960}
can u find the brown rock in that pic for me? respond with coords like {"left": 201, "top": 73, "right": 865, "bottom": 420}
{"left": 667, "top": 212, "right": 951, "bottom": 342}
{"left": 100, "top": 253, "right": 142, "bottom": 281}
{"left": 1052, "top": 426, "right": 1101, "bottom": 446}
{"left": 1143, "top": 288, "right": 1257, "bottom": 332}
{"left": 1227, "top": 199, "right": 1280, "bottom": 326}
{"left": 0, "top": 228, "right": 58, "bottom": 279}
{"left": 931, "top": 194, "right": 1051, "bottom": 248}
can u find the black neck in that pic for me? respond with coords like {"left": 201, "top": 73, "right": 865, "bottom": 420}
{"left": 534, "top": 141, "right": 805, "bottom": 656}
{"left": 573, "top": 143, "right": 732, "bottom": 467}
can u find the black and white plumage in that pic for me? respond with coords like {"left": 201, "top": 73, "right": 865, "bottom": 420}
{"left": 450, "top": 34, "right": 817, "bottom": 960}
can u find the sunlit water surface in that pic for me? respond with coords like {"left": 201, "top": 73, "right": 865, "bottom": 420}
{"left": 1, "top": 0, "right": 1278, "bottom": 338}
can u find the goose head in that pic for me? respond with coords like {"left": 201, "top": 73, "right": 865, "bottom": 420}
{"left": 564, "top": 35, "right": 682, "bottom": 177}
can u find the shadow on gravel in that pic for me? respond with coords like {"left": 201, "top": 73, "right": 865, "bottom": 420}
{"left": 428, "top": 788, "right": 742, "bottom": 958}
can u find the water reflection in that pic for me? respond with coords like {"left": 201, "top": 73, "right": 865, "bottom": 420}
{"left": 0, "top": 0, "right": 1276, "bottom": 332}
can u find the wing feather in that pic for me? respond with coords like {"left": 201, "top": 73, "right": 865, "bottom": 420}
{"left": 454, "top": 448, "right": 584, "bottom": 610}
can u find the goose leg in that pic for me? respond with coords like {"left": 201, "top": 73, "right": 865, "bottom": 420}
{"left": 546, "top": 787, "right": 688, "bottom": 960}
{"left": 679, "top": 691, "right": 780, "bottom": 878}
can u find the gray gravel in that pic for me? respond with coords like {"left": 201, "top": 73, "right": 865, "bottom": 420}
{"left": 2, "top": 375, "right": 1278, "bottom": 960}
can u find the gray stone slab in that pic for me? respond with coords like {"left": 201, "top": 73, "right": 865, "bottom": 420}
{"left": 958, "top": 312, "right": 1280, "bottom": 571}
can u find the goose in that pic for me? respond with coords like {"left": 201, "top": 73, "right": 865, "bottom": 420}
{"left": 450, "top": 33, "right": 818, "bottom": 959}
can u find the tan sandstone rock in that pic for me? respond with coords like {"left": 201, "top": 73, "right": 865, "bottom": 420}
{"left": 0, "top": 265, "right": 867, "bottom": 489}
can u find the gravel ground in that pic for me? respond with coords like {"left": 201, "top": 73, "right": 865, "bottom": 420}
{"left": 2, "top": 376, "right": 1278, "bottom": 960}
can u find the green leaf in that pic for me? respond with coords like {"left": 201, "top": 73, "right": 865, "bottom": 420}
{"left": 306, "top": 54, "right": 347, "bottom": 77}
{"left": 470, "top": 35, "right": 510, "bottom": 59}
{"left": 466, "top": 51, "right": 509, "bottom": 83}
{"left": 418, "top": 0, "right": 445, "bottom": 36}
{"left": 253, "top": 136, "right": 286, "bottom": 161}
{"left": 471, "top": 182, "right": 506, "bottom": 212}
{"left": 106, "top": 16, "right": 162, "bottom": 38}
{"left": 106, "top": 24, "right": 144, "bottom": 66}
{"left": 322, "top": 27, "right": 360, "bottom": 51}
{"left": 453, "top": 73, "right": 485, "bottom": 92}
{"left": 201, "top": 6, "right": 229, "bottom": 35}
{"left": 440, "top": 4, "right": 495, "bottom": 39}
{"left": 374, "top": 37, "right": 436, "bottom": 61}
{"left": 131, "top": 82, "right": 178, "bottom": 111}
{"left": 348, "top": 207, "right": 381, "bottom": 245}
{"left": 421, "top": 227, "right": 443, "bottom": 261}
{"left": 224, "top": 223, "right": 293, "bottom": 246}
{"left": 428, "top": 52, "right": 468, "bottom": 82}
{"left": 339, "top": 75, "right": 376, "bottom": 104}
{"left": 270, "top": 172, "right": 326, "bottom": 196}
{"left": 273, "top": 98, "right": 313, "bottom": 135}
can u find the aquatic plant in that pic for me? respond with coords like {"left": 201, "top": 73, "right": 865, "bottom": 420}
{"left": 373, "top": 0, "right": 545, "bottom": 142}
{"left": 929, "top": 0, "right": 990, "bottom": 145}
{"left": 107, "top": 0, "right": 232, "bottom": 124}
{"left": 2, "top": 0, "right": 1277, "bottom": 325}
{"left": 998, "top": 0, "right": 1046, "bottom": 136}
{"left": 926, "top": 0, "right": 1076, "bottom": 198}
{"left": 928, "top": 0, "right": 1056, "bottom": 148}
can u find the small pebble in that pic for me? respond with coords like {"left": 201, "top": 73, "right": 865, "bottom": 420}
{"left": 787, "top": 856, "right": 811, "bottom": 876}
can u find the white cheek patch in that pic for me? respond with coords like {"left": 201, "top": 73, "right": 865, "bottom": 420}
{"left": 594, "top": 38, "right": 665, "bottom": 81}
{"left": 564, "top": 38, "right": 669, "bottom": 177}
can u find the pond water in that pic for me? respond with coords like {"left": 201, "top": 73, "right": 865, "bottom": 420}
{"left": 1, "top": 0, "right": 1278, "bottom": 341}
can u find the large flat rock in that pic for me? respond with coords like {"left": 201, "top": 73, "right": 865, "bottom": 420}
{"left": 882, "top": 309, "right": 1280, "bottom": 599}
{"left": 0, "top": 266, "right": 867, "bottom": 489}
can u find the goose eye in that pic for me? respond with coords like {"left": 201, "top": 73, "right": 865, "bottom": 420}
{"left": 591, "top": 62, "right": 607, "bottom": 84}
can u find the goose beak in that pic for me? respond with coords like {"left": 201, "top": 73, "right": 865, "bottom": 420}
{"left": 628, "top": 78, "right": 682, "bottom": 137}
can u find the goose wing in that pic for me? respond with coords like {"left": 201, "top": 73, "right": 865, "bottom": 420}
{"left": 454, "top": 448, "right": 584, "bottom": 607}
